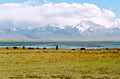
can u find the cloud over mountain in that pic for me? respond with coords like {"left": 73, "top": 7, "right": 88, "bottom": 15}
{"left": 0, "top": 2, "right": 120, "bottom": 29}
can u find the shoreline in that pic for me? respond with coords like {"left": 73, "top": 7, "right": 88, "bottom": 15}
{"left": 0, "top": 46, "right": 120, "bottom": 50}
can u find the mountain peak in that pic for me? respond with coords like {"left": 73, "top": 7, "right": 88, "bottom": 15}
{"left": 75, "top": 20, "right": 103, "bottom": 32}
{"left": 0, "top": 20, "right": 120, "bottom": 40}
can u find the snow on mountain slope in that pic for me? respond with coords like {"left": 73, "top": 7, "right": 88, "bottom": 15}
{"left": 0, "top": 21, "right": 120, "bottom": 40}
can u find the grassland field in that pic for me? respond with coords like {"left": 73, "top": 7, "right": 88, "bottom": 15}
{"left": 0, "top": 47, "right": 120, "bottom": 79}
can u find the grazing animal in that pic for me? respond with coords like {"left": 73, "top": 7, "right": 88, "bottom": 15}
{"left": 13, "top": 47, "right": 18, "bottom": 49}
{"left": 80, "top": 48, "right": 85, "bottom": 50}
{"left": 106, "top": 48, "right": 109, "bottom": 50}
{"left": 71, "top": 49, "right": 75, "bottom": 50}
{"left": 28, "top": 47, "right": 33, "bottom": 50}
{"left": 43, "top": 47, "right": 46, "bottom": 49}
{"left": 6, "top": 47, "right": 9, "bottom": 49}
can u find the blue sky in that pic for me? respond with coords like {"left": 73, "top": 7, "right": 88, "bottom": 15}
{"left": 0, "top": 0, "right": 119, "bottom": 17}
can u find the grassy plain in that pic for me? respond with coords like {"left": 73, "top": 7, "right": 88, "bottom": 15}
{"left": 0, "top": 48, "right": 120, "bottom": 79}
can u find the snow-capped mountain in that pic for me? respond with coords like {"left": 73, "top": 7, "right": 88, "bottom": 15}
{"left": 0, "top": 21, "right": 120, "bottom": 40}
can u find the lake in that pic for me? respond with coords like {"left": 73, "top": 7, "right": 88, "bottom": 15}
{"left": 0, "top": 41, "right": 120, "bottom": 49}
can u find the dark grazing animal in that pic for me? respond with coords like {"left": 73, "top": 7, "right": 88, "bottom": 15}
{"left": 43, "top": 47, "right": 46, "bottom": 49}
{"left": 13, "top": 47, "right": 18, "bottom": 49}
{"left": 80, "top": 48, "right": 85, "bottom": 50}
{"left": 28, "top": 47, "right": 33, "bottom": 50}
{"left": 6, "top": 47, "right": 9, "bottom": 49}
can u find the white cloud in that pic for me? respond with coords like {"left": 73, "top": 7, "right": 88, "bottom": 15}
{"left": 0, "top": 2, "right": 120, "bottom": 28}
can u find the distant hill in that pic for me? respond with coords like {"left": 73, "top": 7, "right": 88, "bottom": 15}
{"left": 0, "top": 20, "right": 120, "bottom": 40}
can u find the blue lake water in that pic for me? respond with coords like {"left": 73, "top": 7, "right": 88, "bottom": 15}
{"left": 0, "top": 41, "right": 120, "bottom": 49}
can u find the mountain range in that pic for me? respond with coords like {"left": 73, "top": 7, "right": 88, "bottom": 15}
{"left": 0, "top": 21, "right": 120, "bottom": 40}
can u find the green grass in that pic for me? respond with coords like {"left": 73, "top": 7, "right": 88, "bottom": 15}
{"left": 0, "top": 48, "right": 120, "bottom": 79}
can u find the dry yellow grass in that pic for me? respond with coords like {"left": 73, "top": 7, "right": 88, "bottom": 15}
{"left": 0, "top": 48, "right": 120, "bottom": 79}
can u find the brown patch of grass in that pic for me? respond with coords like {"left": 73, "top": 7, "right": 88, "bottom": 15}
{"left": 51, "top": 74, "right": 71, "bottom": 79}
{"left": 26, "top": 75, "right": 42, "bottom": 79}
{"left": 9, "top": 75, "right": 23, "bottom": 79}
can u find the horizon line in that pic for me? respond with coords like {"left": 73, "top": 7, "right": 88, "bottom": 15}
{"left": 0, "top": 40, "right": 120, "bottom": 42}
